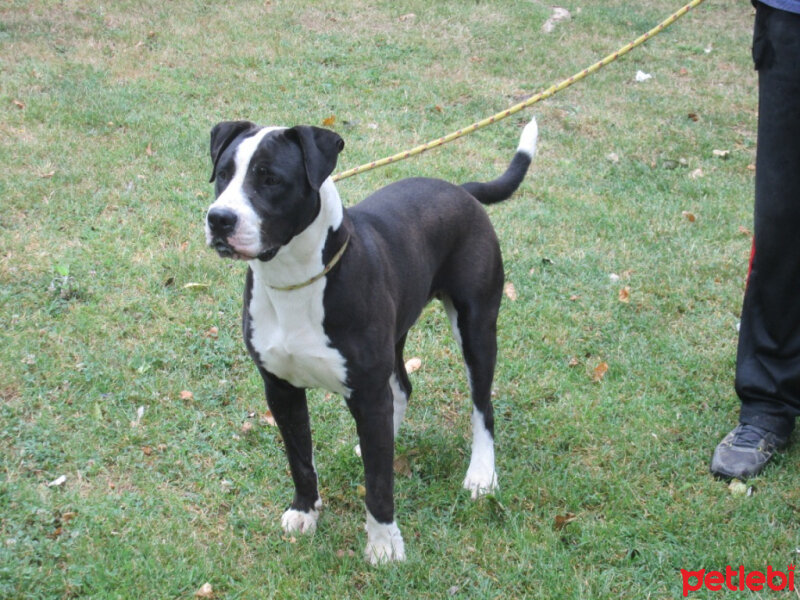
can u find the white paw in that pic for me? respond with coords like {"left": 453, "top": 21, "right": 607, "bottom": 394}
{"left": 463, "top": 468, "right": 499, "bottom": 500}
{"left": 364, "top": 512, "right": 406, "bottom": 564}
{"left": 281, "top": 502, "right": 321, "bottom": 535}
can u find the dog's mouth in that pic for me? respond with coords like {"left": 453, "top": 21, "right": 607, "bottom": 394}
{"left": 210, "top": 239, "right": 280, "bottom": 262}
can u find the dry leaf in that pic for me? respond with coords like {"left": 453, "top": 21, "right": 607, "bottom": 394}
{"left": 592, "top": 362, "right": 609, "bottom": 382}
{"left": 322, "top": 115, "right": 336, "bottom": 127}
{"left": 241, "top": 421, "right": 254, "bottom": 435}
{"left": 183, "top": 282, "right": 209, "bottom": 290}
{"left": 260, "top": 411, "right": 277, "bottom": 427}
{"left": 687, "top": 112, "right": 699, "bottom": 122}
{"left": 738, "top": 226, "right": 752, "bottom": 236}
{"left": 618, "top": 286, "right": 631, "bottom": 304}
{"left": 728, "top": 479, "right": 748, "bottom": 496}
{"left": 567, "top": 357, "right": 580, "bottom": 368}
{"left": 689, "top": 168, "right": 704, "bottom": 179}
{"left": 405, "top": 357, "right": 422, "bottom": 374}
{"left": 356, "top": 484, "right": 366, "bottom": 498}
{"left": 13, "top": 99, "right": 25, "bottom": 109}
{"left": 142, "top": 446, "right": 152, "bottom": 456}
{"left": 542, "top": 7, "right": 570, "bottom": 33}
{"left": 554, "top": 512, "right": 577, "bottom": 530}
{"left": 179, "top": 390, "right": 194, "bottom": 401}
{"left": 682, "top": 211, "right": 696, "bottom": 222}
{"left": 40, "top": 170, "right": 56, "bottom": 179}
{"left": 195, "top": 583, "right": 214, "bottom": 598}
{"left": 712, "top": 149, "right": 730, "bottom": 159}
{"left": 504, "top": 281, "right": 518, "bottom": 301}
{"left": 47, "top": 475, "right": 67, "bottom": 488}
{"left": 145, "top": 143, "right": 154, "bottom": 156}
{"left": 398, "top": 13, "right": 416, "bottom": 22}
{"left": 394, "top": 455, "right": 412, "bottom": 478}
{"left": 205, "top": 326, "right": 219, "bottom": 338}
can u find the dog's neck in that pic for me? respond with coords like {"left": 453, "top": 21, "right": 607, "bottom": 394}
{"left": 249, "top": 178, "right": 345, "bottom": 292}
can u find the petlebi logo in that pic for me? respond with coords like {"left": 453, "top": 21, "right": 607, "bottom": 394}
{"left": 681, "top": 565, "right": 795, "bottom": 596}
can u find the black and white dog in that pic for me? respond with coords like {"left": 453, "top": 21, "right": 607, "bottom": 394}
{"left": 205, "top": 118, "right": 538, "bottom": 563}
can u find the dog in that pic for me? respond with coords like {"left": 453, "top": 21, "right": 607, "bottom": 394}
{"left": 204, "top": 117, "right": 538, "bottom": 563}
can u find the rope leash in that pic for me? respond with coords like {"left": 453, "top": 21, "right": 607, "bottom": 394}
{"left": 332, "top": 0, "right": 706, "bottom": 182}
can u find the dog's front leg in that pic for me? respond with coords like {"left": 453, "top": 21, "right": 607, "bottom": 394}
{"left": 261, "top": 370, "right": 322, "bottom": 535}
{"left": 346, "top": 384, "right": 406, "bottom": 564}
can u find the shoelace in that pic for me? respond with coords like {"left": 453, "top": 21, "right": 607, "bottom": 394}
{"left": 732, "top": 425, "right": 770, "bottom": 448}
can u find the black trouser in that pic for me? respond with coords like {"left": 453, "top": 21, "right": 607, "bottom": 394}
{"left": 735, "top": 3, "right": 800, "bottom": 438}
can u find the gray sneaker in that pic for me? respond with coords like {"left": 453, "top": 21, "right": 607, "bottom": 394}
{"left": 710, "top": 424, "right": 788, "bottom": 480}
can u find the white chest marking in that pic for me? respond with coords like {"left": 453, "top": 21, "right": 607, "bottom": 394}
{"left": 248, "top": 277, "right": 350, "bottom": 398}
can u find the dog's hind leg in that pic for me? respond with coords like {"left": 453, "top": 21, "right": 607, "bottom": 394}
{"left": 391, "top": 334, "right": 412, "bottom": 437}
{"left": 445, "top": 296, "right": 501, "bottom": 499}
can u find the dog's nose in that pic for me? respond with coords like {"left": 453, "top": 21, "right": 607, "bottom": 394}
{"left": 207, "top": 208, "right": 238, "bottom": 237}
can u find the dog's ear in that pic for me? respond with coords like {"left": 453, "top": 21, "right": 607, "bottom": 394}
{"left": 209, "top": 120, "right": 256, "bottom": 183}
{"left": 287, "top": 126, "right": 345, "bottom": 191}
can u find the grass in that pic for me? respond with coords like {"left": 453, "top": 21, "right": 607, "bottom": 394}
{"left": 1, "top": 0, "right": 797, "bottom": 598}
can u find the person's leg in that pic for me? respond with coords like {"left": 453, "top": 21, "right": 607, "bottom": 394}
{"left": 711, "top": 3, "right": 800, "bottom": 479}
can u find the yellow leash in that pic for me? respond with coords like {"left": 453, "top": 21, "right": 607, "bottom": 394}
{"left": 332, "top": 0, "right": 706, "bottom": 183}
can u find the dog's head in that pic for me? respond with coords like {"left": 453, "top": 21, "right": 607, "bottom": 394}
{"left": 205, "top": 122, "right": 344, "bottom": 261}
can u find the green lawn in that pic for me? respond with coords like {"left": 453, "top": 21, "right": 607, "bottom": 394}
{"left": 2, "top": 1, "right": 796, "bottom": 598}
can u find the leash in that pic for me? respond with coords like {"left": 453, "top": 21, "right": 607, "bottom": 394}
{"left": 332, "top": 0, "right": 706, "bottom": 183}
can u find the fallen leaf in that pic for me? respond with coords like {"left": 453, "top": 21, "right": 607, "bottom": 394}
{"left": 47, "top": 475, "right": 67, "bottom": 488}
{"left": 728, "top": 479, "right": 748, "bottom": 496}
{"left": 142, "top": 446, "right": 152, "bottom": 456}
{"left": 260, "top": 411, "right": 277, "bottom": 427}
{"left": 554, "top": 512, "right": 577, "bottom": 530}
{"left": 398, "top": 13, "right": 416, "bottom": 22}
{"left": 592, "top": 362, "right": 609, "bottom": 383}
{"left": 205, "top": 326, "right": 219, "bottom": 338}
{"left": 180, "top": 390, "right": 194, "bottom": 401}
{"left": 180, "top": 241, "right": 189, "bottom": 252}
{"left": 606, "top": 152, "right": 619, "bottom": 164}
{"left": 687, "top": 112, "right": 699, "bottom": 122}
{"left": 322, "top": 115, "right": 336, "bottom": 127}
{"left": 241, "top": 421, "right": 254, "bottom": 434}
{"left": 195, "top": 583, "right": 214, "bottom": 598}
{"left": 356, "top": 484, "right": 366, "bottom": 498}
{"left": 13, "top": 99, "right": 25, "bottom": 109}
{"left": 567, "top": 357, "right": 580, "bottom": 368}
{"left": 618, "top": 286, "right": 631, "bottom": 304}
{"left": 609, "top": 273, "right": 621, "bottom": 282}
{"left": 405, "top": 357, "right": 422, "bottom": 374}
{"left": 682, "top": 211, "right": 697, "bottom": 222}
{"left": 738, "top": 226, "right": 752, "bottom": 236}
{"left": 394, "top": 455, "right": 412, "bottom": 478}
{"left": 145, "top": 143, "right": 154, "bottom": 156}
{"left": 504, "top": 281, "right": 518, "bottom": 301}
{"left": 542, "top": 7, "right": 570, "bottom": 33}
{"left": 689, "top": 168, "right": 704, "bottom": 179}
{"left": 183, "top": 282, "right": 209, "bottom": 290}
{"left": 713, "top": 149, "right": 730, "bottom": 159}
{"left": 40, "top": 170, "right": 56, "bottom": 179}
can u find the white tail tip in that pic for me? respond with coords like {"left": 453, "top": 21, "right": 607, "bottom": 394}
{"left": 516, "top": 117, "right": 538, "bottom": 159}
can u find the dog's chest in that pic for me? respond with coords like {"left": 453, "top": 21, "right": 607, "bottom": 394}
{"left": 247, "top": 280, "right": 350, "bottom": 397}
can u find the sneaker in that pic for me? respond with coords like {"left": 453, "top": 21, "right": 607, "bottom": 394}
{"left": 710, "top": 424, "right": 788, "bottom": 480}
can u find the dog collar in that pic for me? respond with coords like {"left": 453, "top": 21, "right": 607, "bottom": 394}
{"left": 268, "top": 235, "right": 350, "bottom": 292}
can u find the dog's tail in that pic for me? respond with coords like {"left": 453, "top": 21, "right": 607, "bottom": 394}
{"left": 461, "top": 117, "right": 538, "bottom": 205}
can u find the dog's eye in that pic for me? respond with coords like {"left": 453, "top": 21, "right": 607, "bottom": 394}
{"left": 254, "top": 165, "right": 280, "bottom": 186}
{"left": 216, "top": 168, "right": 230, "bottom": 182}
